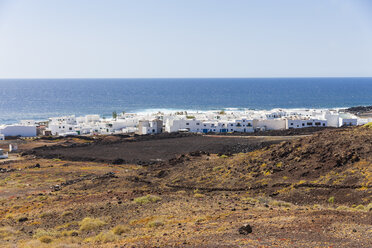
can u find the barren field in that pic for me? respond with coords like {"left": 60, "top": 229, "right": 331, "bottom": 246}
{"left": 0, "top": 127, "right": 371, "bottom": 247}
{"left": 23, "top": 134, "right": 296, "bottom": 164}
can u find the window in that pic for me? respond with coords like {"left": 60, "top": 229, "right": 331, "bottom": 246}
{"left": 69, "top": 127, "right": 72, "bottom": 130}
{"left": 315, "top": 122, "right": 321, "bottom": 126}
{"left": 231, "top": 124, "right": 233, "bottom": 126}
{"left": 323, "top": 123, "right": 325, "bottom": 126}
{"left": 186, "top": 123, "right": 189, "bottom": 125}
{"left": 243, "top": 120, "right": 245, "bottom": 122}
{"left": 302, "top": 123, "right": 305, "bottom": 126}
{"left": 247, "top": 123, "right": 252, "bottom": 127}
{"left": 307, "top": 122, "right": 313, "bottom": 126}
{"left": 290, "top": 123, "right": 293, "bottom": 126}
{"left": 196, "top": 123, "right": 200, "bottom": 125}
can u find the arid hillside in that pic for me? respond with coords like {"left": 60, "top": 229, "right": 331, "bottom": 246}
{"left": 0, "top": 126, "right": 371, "bottom": 247}
{"left": 163, "top": 126, "right": 372, "bottom": 205}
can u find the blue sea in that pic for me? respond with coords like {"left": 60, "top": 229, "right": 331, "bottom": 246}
{"left": 0, "top": 78, "right": 372, "bottom": 124}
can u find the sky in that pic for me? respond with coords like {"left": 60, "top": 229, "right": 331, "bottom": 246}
{"left": 0, "top": 0, "right": 372, "bottom": 78}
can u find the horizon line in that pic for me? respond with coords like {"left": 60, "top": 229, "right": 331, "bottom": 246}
{"left": 1, "top": 76, "right": 372, "bottom": 80}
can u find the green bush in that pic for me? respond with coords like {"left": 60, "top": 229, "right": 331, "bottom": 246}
{"left": 328, "top": 196, "right": 335, "bottom": 204}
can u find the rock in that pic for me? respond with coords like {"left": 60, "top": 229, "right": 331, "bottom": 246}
{"left": 239, "top": 224, "right": 252, "bottom": 235}
{"left": 18, "top": 217, "right": 28, "bottom": 222}
{"left": 27, "top": 163, "right": 41, "bottom": 169}
{"left": 112, "top": 158, "right": 124, "bottom": 165}
{"left": 156, "top": 170, "right": 168, "bottom": 178}
{"left": 51, "top": 185, "right": 61, "bottom": 191}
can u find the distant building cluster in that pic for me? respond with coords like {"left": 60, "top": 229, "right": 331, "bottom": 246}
{"left": 0, "top": 108, "right": 370, "bottom": 138}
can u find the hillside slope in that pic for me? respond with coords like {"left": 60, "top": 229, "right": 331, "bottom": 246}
{"left": 163, "top": 126, "right": 372, "bottom": 205}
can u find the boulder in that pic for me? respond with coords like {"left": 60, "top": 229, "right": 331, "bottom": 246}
{"left": 238, "top": 224, "right": 252, "bottom": 235}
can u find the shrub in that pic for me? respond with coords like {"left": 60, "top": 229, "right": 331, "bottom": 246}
{"left": 363, "top": 122, "right": 372, "bottom": 129}
{"left": 86, "top": 231, "right": 117, "bottom": 243}
{"left": 61, "top": 211, "right": 73, "bottom": 217}
{"left": 62, "top": 230, "right": 79, "bottom": 237}
{"left": 194, "top": 193, "right": 205, "bottom": 198}
{"left": 336, "top": 205, "right": 350, "bottom": 211}
{"left": 0, "top": 227, "right": 15, "bottom": 239}
{"left": 39, "top": 211, "right": 55, "bottom": 219}
{"left": 328, "top": 196, "right": 335, "bottom": 204}
{"left": 79, "top": 217, "right": 106, "bottom": 232}
{"left": 355, "top": 205, "right": 365, "bottom": 210}
{"left": 147, "top": 220, "right": 164, "bottom": 228}
{"left": 276, "top": 162, "right": 283, "bottom": 168}
{"left": 33, "top": 229, "right": 60, "bottom": 239}
{"left": 133, "top": 195, "right": 161, "bottom": 204}
{"left": 38, "top": 236, "right": 53, "bottom": 243}
{"left": 112, "top": 225, "right": 130, "bottom": 235}
{"left": 219, "top": 155, "right": 228, "bottom": 158}
{"left": 367, "top": 203, "right": 372, "bottom": 211}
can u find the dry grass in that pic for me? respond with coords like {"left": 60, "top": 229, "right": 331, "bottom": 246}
{"left": 85, "top": 231, "right": 117, "bottom": 243}
{"left": 133, "top": 195, "right": 161, "bottom": 204}
{"left": 112, "top": 225, "right": 130, "bottom": 235}
{"left": 79, "top": 217, "right": 106, "bottom": 232}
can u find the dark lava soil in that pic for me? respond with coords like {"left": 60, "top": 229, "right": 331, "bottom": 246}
{"left": 23, "top": 134, "right": 290, "bottom": 165}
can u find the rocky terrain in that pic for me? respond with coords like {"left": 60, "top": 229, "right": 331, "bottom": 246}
{"left": 346, "top": 105, "right": 372, "bottom": 117}
{"left": 0, "top": 126, "right": 371, "bottom": 247}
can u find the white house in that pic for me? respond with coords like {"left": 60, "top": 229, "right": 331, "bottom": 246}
{"left": 19, "top": 120, "right": 37, "bottom": 126}
{"left": 48, "top": 123, "right": 76, "bottom": 135}
{"left": 0, "top": 134, "right": 4, "bottom": 140}
{"left": 286, "top": 118, "right": 327, "bottom": 129}
{"left": 338, "top": 114, "right": 358, "bottom": 127}
{"left": 138, "top": 120, "right": 163, "bottom": 135}
{"left": 0, "top": 149, "right": 8, "bottom": 159}
{"left": 0, "top": 125, "right": 37, "bottom": 137}
{"left": 49, "top": 115, "right": 77, "bottom": 125}
{"left": 165, "top": 118, "right": 203, "bottom": 133}
{"left": 253, "top": 119, "right": 286, "bottom": 131}
{"left": 165, "top": 117, "right": 254, "bottom": 133}
{"left": 323, "top": 111, "right": 340, "bottom": 127}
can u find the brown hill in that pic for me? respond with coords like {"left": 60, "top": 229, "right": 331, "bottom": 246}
{"left": 162, "top": 126, "right": 372, "bottom": 205}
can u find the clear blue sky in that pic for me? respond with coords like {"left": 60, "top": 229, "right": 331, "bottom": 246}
{"left": 0, "top": 0, "right": 372, "bottom": 78}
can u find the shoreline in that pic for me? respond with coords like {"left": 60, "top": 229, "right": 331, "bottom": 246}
{"left": 2, "top": 105, "right": 371, "bottom": 125}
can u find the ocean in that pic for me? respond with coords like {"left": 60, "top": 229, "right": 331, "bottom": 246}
{"left": 0, "top": 78, "right": 372, "bottom": 124}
